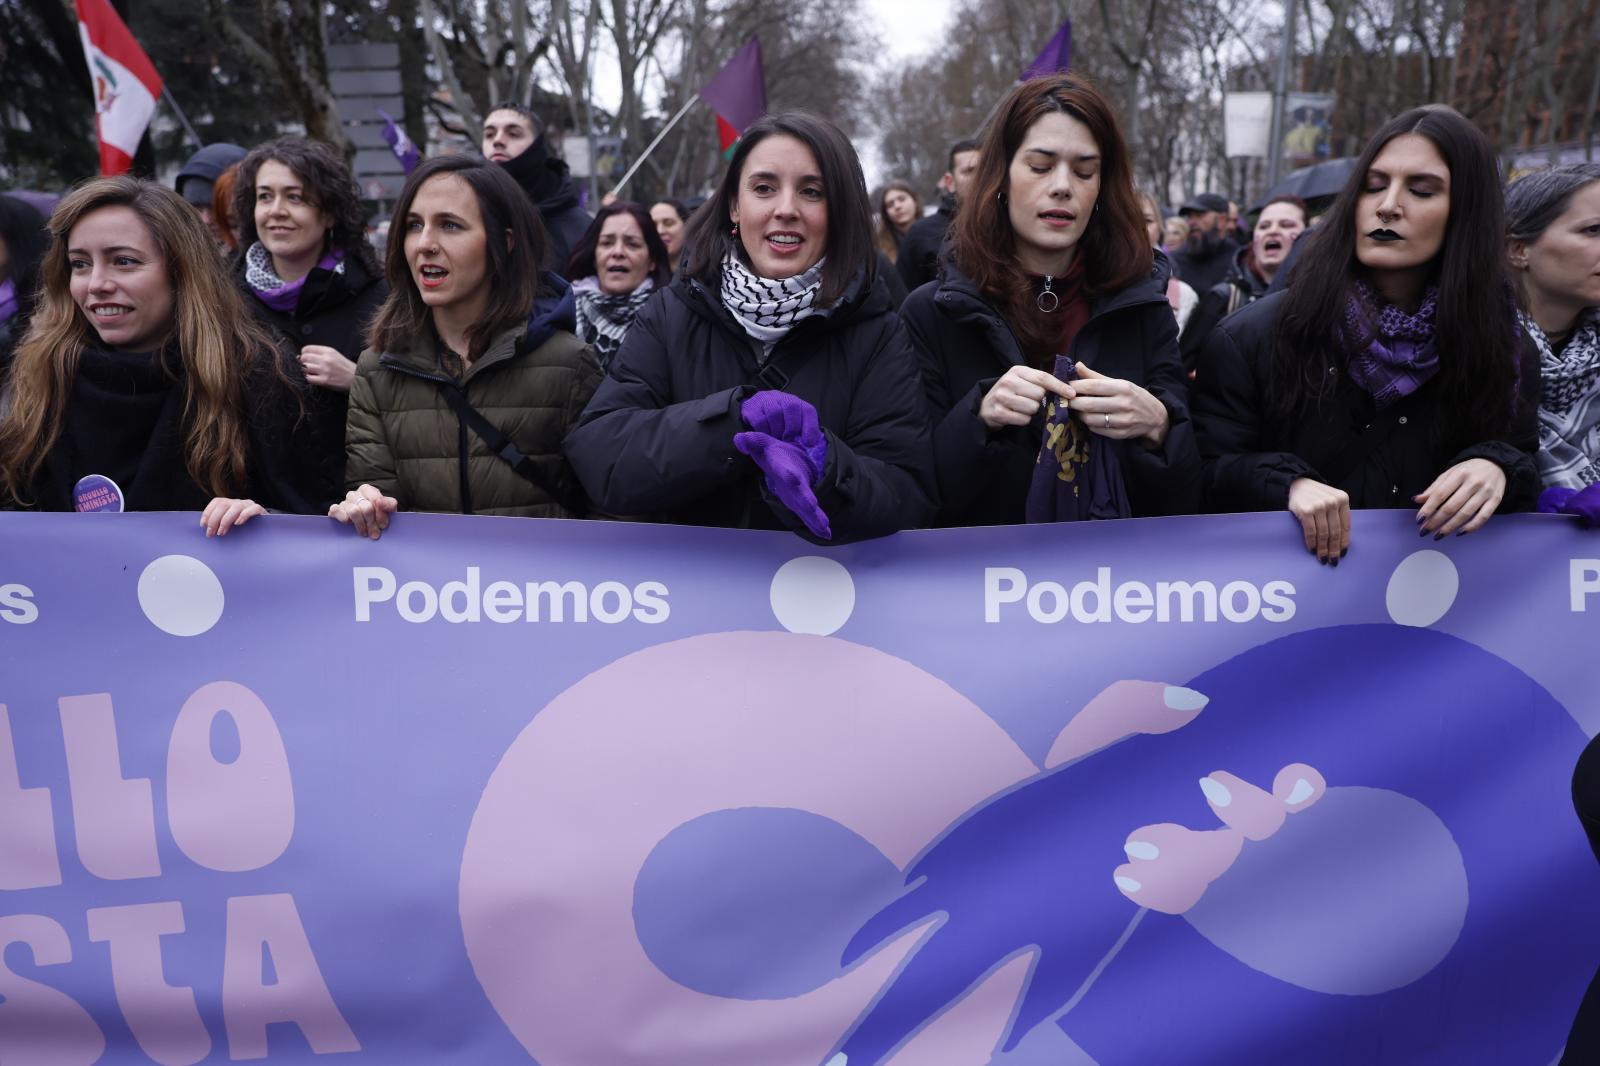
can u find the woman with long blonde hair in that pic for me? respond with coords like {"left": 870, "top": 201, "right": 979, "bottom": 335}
{"left": 0, "top": 177, "right": 305, "bottom": 528}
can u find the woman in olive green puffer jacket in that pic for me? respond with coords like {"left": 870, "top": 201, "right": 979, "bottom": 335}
{"left": 330, "top": 155, "right": 603, "bottom": 538}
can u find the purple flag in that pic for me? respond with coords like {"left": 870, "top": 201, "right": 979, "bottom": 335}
{"left": 698, "top": 36, "right": 768, "bottom": 135}
{"left": 378, "top": 107, "right": 420, "bottom": 174}
{"left": 1021, "top": 18, "right": 1072, "bottom": 80}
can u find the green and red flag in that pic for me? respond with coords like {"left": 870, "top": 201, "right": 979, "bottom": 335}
{"left": 698, "top": 37, "right": 767, "bottom": 160}
{"left": 76, "top": 0, "right": 163, "bottom": 175}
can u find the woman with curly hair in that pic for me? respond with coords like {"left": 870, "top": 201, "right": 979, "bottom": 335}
{"left": 0, "top": 177, "right": 301, "bottom": 525}
{"left": 232, "top": 136, "right": 389, "bottom": 508}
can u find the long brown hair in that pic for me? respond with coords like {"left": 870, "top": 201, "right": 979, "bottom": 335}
{"left": 0, "top": 177, "right": 275, "bottom": 505}
{"left": 950, "top": 74, "right": 1151, "bottom": 362}
{"left": 876, "top": 179, "right": 921, "bottom": 262}
{"left": 366, "top": 155, "right": 547, "bottom": 360}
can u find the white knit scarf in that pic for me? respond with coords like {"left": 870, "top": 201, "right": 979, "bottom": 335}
{"left": 719, "top": 252, "right": 826, "bottom": 353}
{"left": 1529, "top": 307, "right": 1600, "bottom": 489}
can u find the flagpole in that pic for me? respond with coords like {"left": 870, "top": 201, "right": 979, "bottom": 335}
{"left": 611, "top": 95, "right": 700, "bottom": 196}
{"left": 161, "top": 87, "right": 203, "bottom": 151}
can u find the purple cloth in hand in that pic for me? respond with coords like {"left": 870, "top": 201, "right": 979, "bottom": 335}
{"left": 734, "top": 431, "right": 832, "bottom": 539}
{"left": 1540, "top": 486, "right": 1579, "bottom": 514}
{"left": 740, "top": 390, "right": 827, "bottom": 482}
{"left": 1024, "top": 355, "right": 1132, "bottom": 523}
{"left": 1561, "top": 483, "right": 1600, "bottom": 526}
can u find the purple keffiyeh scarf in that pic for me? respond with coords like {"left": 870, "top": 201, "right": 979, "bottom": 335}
{"left": 1343, "top": 280, "right": 1440, "bottom": 408}
{"left": 245, "top": 242, "right": 345, "bottom": 313}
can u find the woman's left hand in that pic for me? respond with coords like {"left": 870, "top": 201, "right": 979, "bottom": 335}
{"left": 1414, "top": 458, "right": 1506, "bottom": 537}
{"left": 1069, "top": 363, "right": 1170, "bottom": 447}
{"left": 200, "top": 498, "right": 267, "bottom": 537}
{"left": 300, "top": 345, "right": 356, "bottom": 392}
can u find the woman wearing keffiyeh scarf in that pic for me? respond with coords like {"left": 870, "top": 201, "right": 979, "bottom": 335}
{"left": 1193, "top": 106, "right": 1541, "bottom": 565}
{"left": 565, "top": 201, "right": 671, "bottom": 371}
{"left": 1504, "top": 164, "right": 1600, "bottom": 525}
{"left": 563, "top": 112, "right": 937, "bottom": 542}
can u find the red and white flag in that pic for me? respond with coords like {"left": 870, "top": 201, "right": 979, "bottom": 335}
{"left": 76, "top": 0, "right": 163, "bottom": 175}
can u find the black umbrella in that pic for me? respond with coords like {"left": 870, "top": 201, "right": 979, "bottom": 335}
{"left": 1255, "top": 157, "right": 1357, "bottom": 211}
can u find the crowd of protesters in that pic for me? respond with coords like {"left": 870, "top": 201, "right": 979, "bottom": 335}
{"left": 3, "top": 73, "right": 1600, "bottom": 563}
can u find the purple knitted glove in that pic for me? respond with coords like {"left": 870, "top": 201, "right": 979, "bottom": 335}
{"left": 1539, "top": 486, "right": 1578, "bottom": 514}
{"left": 740, "top": 390, "right": 827, "bottom": 480}
{"left": 1561, "top": 482, "right": 1600, "bottom": 526}
{"left": 734, "top": 431, "right": 833, "bottom": 540}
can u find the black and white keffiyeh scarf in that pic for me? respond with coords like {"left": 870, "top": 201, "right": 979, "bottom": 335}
{"left": 1529, "top": 308, "right": 1600, "bottom": 489}
{"left": 719, "top": 252, "right": 826, "bottom": 354}
{"left": 572, "top": 276, "right": 654, "bottom": 371}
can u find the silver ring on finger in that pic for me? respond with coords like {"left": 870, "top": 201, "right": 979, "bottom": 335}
{"left": 1103, "top": 413, "right": 1111, "bottom": 429}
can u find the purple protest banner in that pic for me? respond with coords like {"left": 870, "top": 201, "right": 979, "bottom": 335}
{"left": 0, "top": 510, "right": 1597, "bottom": 1063}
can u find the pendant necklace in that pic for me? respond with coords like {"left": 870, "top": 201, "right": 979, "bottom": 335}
{"left": 1037, "top": 275, "right": 1060, "bottom": 313}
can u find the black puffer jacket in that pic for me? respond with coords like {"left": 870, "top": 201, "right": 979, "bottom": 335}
{"left": 236, "top": 252, "right": 388, "bottom": 511}
{"left": 500, "top": 139, "right": 592, "bottom": 273}
{"left": 1193, "top": 290, "right": 1542, "bottom": 513}
{"left": 1178, "top": 243, "right": 1270, "bottom": 372}
{"left": 564, "top": 269, "right": 937, "bottom": 541}
{"left": 902, "top": 253, "right": 1201, "bottom": 526}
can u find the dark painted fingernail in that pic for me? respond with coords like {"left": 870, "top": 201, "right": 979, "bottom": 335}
{"left": 1330, "top": 556, "right": 1339, "bottom": 567}
{"left": 1340, "top": 548, "right": 1348, "bottom": 558}
{"left": 1418, "top": 527, "right": 1430, "bottom": 537}
{"left": 1433, "top": 532, "right": 1445, "bottom": 541}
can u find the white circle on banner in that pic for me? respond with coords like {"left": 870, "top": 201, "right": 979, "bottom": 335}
{"left": 137, "top": 555, "right": 225, "bottom": 636}
{"left": 770, "top": 556, "right": 856, "bottom": 636}
{"left": 1385, "top": 549, "right": 1458, "bottom": 628}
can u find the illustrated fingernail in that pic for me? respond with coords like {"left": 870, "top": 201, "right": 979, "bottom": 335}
{"left": 1163, "top": 686, "right": 1208, "bottom": 711}
{"left": 1286, "top": 778, "right": 1316, "bottom": 805}
{"left": 1199, "top": 776, "right": 1232, "bottom": 807}
{"left": 1114, "top": 875, "right": 1142, "bottom": 893}
{"left": 1124, "top": 840, "right": 1159, "bottom": 860}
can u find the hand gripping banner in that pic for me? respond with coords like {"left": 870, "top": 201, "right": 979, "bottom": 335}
{"left": 1, "top": 510, "right": 1597, "bottom": 1064}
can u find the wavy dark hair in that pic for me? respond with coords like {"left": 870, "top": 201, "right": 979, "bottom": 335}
{"left": 0, "top": 193, "right": 47, "bottom": 320}
{"left": 565, "top": 200, "right": 671, "bottom": 287}
{"left": 950, "top": 73, "right": 1151, "bottom": 363}
{"left": 0, "top": 178, "right": 279, "bottom": 504}
{"left": 1269, "top": 106, "right": 1519, "bottom": 442}
{"left": 232, "top": 136, "right": 380, "bottom": 275}
{"left": 679, "top": 110, "right": 876, "bottom": 308}
{"left": 366, "top": 154, "right": 549, "bottom": 360}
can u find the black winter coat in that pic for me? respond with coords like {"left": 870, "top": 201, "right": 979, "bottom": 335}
{"left": 1178, "top": 244, "right": 1270, "bottom": 372}
{"left": 236, "top": 253, "right": 388, "bottom": 511}
{"left": 1192, "top": 290, "right": 1542, "bottom": 514}
{"left": 12, "top": 345, "right": 304, "bottom": 513}
{"left": 903, "top": 254, "right": 1202, "bottom": 526}
{"left": 501, "top": 141, "right": 592, "bottom": 273}
{"left": 896, "top": 201, "right": 954, "bottom": 293}
{"left": 564, "top": 269, "right": 937, "bottom": 541}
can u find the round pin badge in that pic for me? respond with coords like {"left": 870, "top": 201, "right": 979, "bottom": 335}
{"left": 73, "top": 474, "right": 125, "bottom": 513}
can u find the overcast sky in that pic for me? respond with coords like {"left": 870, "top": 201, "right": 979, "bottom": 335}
{"left": 856, "top": 0, "right": 954, "bottom": 185}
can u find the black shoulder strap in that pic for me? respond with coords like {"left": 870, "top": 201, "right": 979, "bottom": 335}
{"left": 431, "top": 379, "right": 586, "bottom": 516}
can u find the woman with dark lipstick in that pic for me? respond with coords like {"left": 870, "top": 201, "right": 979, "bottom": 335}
{"left": 1192, "top": 106, "right": 1540, "bottom": 564}
{"left": 899, "top": 73, "right": 1200, "bottom": 526}
{"left": 564, "top": 111, "right": 936, "bottom": 542}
